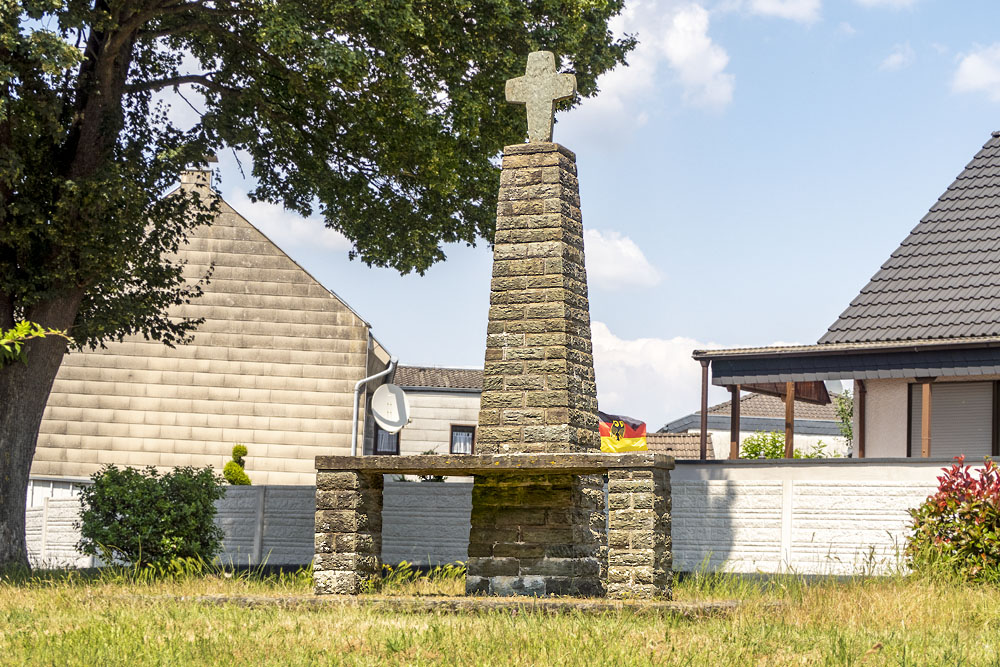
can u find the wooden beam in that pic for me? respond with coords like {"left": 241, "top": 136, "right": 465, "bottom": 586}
{"left": 729, "top": 385, "right": 740, "bottom": 459}
{"left": 700, "top": 360, "right": 709, "bottom": 460}
{"left": 784, "top": 381, "right": 795, "bottom": 458}
{"left": 857, "top": 380, "right": 866, "bottom": 459}
{"left": 921, "top": 381, "right": 932, "bottom": 458}
{"left": 993, "top": 381, "right": 999, "bottom": 458}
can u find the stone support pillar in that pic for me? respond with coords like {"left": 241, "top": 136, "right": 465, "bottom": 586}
{"left": 314, "top": 471, "right": 383, "bottom": 595}
{"left": 606, "top": 467, "right": 672, "bottom": 599}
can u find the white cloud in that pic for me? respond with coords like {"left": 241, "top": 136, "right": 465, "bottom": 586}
{"left": 953, "top": 44, "right": 1000, "bottom": 102}
{"left": 749, "top": 0, "right": 820, "bottom": 23}
{"left": 591, "top": 321, "right": 728, "bottom": 427}
{"left": 663, "top": 4, "right": 735, "bottom": 108}
{"left": 591, "top": 322, "right": 805, "bottom": 429}
{"left": 563, "top": 1, "right": 734, "bottom": 142}
{"left": 854, "top": 0, "right": 916, "bottom": 7}
{"left": 837, "top": 22, "right": 857, "bottom": 36}
{"left": 879, "top": 42, "right": 915, "bottom": 71}
{"left": 226, "top": 189, "right": 351, "bottom": 252}
{"left": 584, "top": 229, "right": 662, "bottom": 290}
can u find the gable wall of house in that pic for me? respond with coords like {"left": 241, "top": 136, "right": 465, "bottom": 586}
{"left": 33, "top": 193, "right": 380, "bottom": 486}
{"left": 398, "top": 390, "right": 480, "bottom": 455}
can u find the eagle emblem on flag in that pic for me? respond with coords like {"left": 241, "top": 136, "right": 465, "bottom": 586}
{"left": 598, "top": 411, "right": 648, "bottom": 452}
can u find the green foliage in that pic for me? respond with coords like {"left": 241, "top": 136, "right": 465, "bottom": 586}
{"left": 223, "top": 444, "right": 251, "bottom": 485}
{"left": 77, "top": 465, "right": 226, "bottom": 568}
{"left": 231, "top": 444, "right": 248, "bottom": 466}
{"left": 835, "top": 390, "right": 854, "bottom": 449}
{"left": 740, "top": 431, "right": 786, "bottom": 459}
{"left": 1, "top": 2, "right": 634, "bottom": 343}
{"left": 0, "top": 321, "right": 70, "bottom": 367}
{"left": 223, "top": 461, "right": 251, "bottom": 486}
{"left": 740, "top": 431, "right": 834, "bottom": 459}
{"left": 907, "top": 456, "right": 1000, "bottom": 581}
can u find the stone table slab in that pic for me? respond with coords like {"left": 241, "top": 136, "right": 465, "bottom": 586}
{"left": 315, "top": 453, "right": 675, "bottom": 475}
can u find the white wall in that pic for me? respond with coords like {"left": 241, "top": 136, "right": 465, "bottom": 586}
{"left": 671, "top": 460, "right": 940, "bottom": 574}
{"left": 26, "top": 460, "right": 949, "bottom": 576}
{"left": 26, "top": 481, "right": 471, "bottom": 569}
{"left": 861, "top": 379, "right": 909, "bottom": 457}
{"left": 399, "top": 390, "right": 480, "bottom": 455}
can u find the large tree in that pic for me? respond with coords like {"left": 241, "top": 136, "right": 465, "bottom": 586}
{"left": 0, "top": 1, "right": 632, "bottom": 568}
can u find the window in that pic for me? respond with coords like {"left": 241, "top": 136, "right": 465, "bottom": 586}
{"left": 450, "top": 425, "right": 475, "bottom": 454}
{"left": 374, "top": 424, "right": 399, "bottom": 455}
{"left": 908, "top": 381, "right": 995, "bottom": 459}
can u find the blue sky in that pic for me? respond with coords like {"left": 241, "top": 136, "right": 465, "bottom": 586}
{"left": 203, "top": 0, "right": 1000, "bottom": 428}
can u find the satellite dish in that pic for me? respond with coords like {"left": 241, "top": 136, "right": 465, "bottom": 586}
{"left": 371, "top": 383, "right": 410, "bottom": 434}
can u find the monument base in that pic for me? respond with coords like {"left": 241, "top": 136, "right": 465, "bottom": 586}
{"left": 466, "top": 473, "right": 605, "bottom": 597}
{"left": 313, "top": 453, "right": 674, "bottom": 599}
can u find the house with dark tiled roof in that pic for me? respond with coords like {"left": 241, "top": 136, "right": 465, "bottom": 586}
{"left": 693, "top": 130, "right": 1000, "bottom": 461}
{"left": 377, "top": 365, "right": 482, "bottom": 456}
{"left": 661, "top": 392, "right": 847, "bottom": 458}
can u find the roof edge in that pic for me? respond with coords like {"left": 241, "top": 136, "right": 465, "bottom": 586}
{"left": 693, "top": 336, "right": 1000, "bottom": 361}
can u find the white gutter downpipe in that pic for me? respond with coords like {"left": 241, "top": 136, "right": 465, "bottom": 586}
{"left": 351, "top": 357, "right": 398, "bottom": 456}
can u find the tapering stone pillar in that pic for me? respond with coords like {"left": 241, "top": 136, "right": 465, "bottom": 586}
{"left": 477, "top": 142, "right": 598, "bottom": 453}
{"left": 469, "top": 142, "right": 605, "bottom": 596}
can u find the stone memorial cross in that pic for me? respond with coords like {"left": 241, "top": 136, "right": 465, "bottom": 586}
{"left": 505, "top": 51, "right": 577, "bottom": 143}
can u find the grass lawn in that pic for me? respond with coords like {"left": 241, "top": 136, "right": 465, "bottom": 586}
{"left": 2, "top": 566, "right": 999, "bottom": 665}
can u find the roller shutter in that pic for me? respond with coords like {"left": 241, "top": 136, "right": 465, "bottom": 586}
{"left": 910, "top": 381, "right": 993, "bottom": 461}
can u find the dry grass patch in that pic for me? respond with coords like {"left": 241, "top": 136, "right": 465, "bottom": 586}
{"left": 2, "top": 568, "right": 1000, "bottom": 664}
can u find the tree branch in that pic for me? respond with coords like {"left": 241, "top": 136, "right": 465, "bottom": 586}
{"left": 125, "top": 73, "right": 229, "bottom": 94}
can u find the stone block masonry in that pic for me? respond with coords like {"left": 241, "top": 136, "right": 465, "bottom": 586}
{"left": 607, "top": 468, "right": 672, "bottom": 599}
{"left": 311, "top": 454, "right": 673, "bottom": 598}
{"left": 466, "top": 473, "right": 606, "bottom": 597}
{"left": 478, "top": 143, "right": 599, "bottom": 455}
{"left": 314, "top": 471, "right": 383, "bottom": 595}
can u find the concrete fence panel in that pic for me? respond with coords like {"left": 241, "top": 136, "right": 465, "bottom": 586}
{"left": 25, "top": 460, "right": 949, "bottom": 575}
{"left": 671, "top": 460, "right": 942, "bottom": 575}
{"left": 381, "top": 479, "right": 473, "bottom": 566}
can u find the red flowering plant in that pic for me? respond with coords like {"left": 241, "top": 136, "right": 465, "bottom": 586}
{"left": 906, "top": 455, "right": 1000, "bottom": 581}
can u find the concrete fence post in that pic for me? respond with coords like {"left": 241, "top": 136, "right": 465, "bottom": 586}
{"left": 253, "top": 486, "right": 267, "bottom": 564}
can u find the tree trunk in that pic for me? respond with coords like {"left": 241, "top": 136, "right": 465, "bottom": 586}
{"left": 0, "top": 293, "right": 81, "bottom": 571}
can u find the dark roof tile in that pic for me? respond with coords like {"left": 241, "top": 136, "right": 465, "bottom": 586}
{"left": 646, "top": 433, "right": 710, "bottom": 460}
{"left": 704, "top": 392, "right": 839, "bottom": 421}
{"left": 395, "top": 365, "right": 483, "bottom": 390}
{"left": 820, "top": 134, "right": 1000, "bottom": 345}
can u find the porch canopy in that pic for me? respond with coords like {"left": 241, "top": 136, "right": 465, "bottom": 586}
{"left": 692, "top": 336, "right": 1000, "bottom": 460}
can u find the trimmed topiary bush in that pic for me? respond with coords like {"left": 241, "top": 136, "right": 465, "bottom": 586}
{"left": 78, "top": 465, "right": 225, "bottom": 567}
{"left": 223, "top": 444, "right": 251, "bottom": 485}
{"left": 907, "top": 456, "right": 1000, "bottom": 580}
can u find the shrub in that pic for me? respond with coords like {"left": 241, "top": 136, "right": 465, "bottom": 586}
{"left": 907, "top": 456, "right": 1000, "bottom": 580}
{"left": 78, "top": 465, "right": 226, "bottom": 568}
{"left": 740, "top": 431, "right": 834, "bottom": 459}
{"left": 223, "top": 444, "right": 251, "bottom": 485}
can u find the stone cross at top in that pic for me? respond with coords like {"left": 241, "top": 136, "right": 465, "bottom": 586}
{"left": 505, "top": 51, "right": 577, "bottom": 143}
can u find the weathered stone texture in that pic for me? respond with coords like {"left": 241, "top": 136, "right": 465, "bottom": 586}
{"left": 314, "top": 471, "right": 383, "bottom": 595}
{"left": 466, "top": 473, "right": 605, "bottom": 596}
{"left": 478, "top": 143, "right": 599, "bottom": 455}
{"left": 606, "top": 468, "right": 672, "bottom": 599}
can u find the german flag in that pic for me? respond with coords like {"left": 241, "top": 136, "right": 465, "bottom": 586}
{"left": 598, "top": 411, "right": 647, "bottom": 453}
